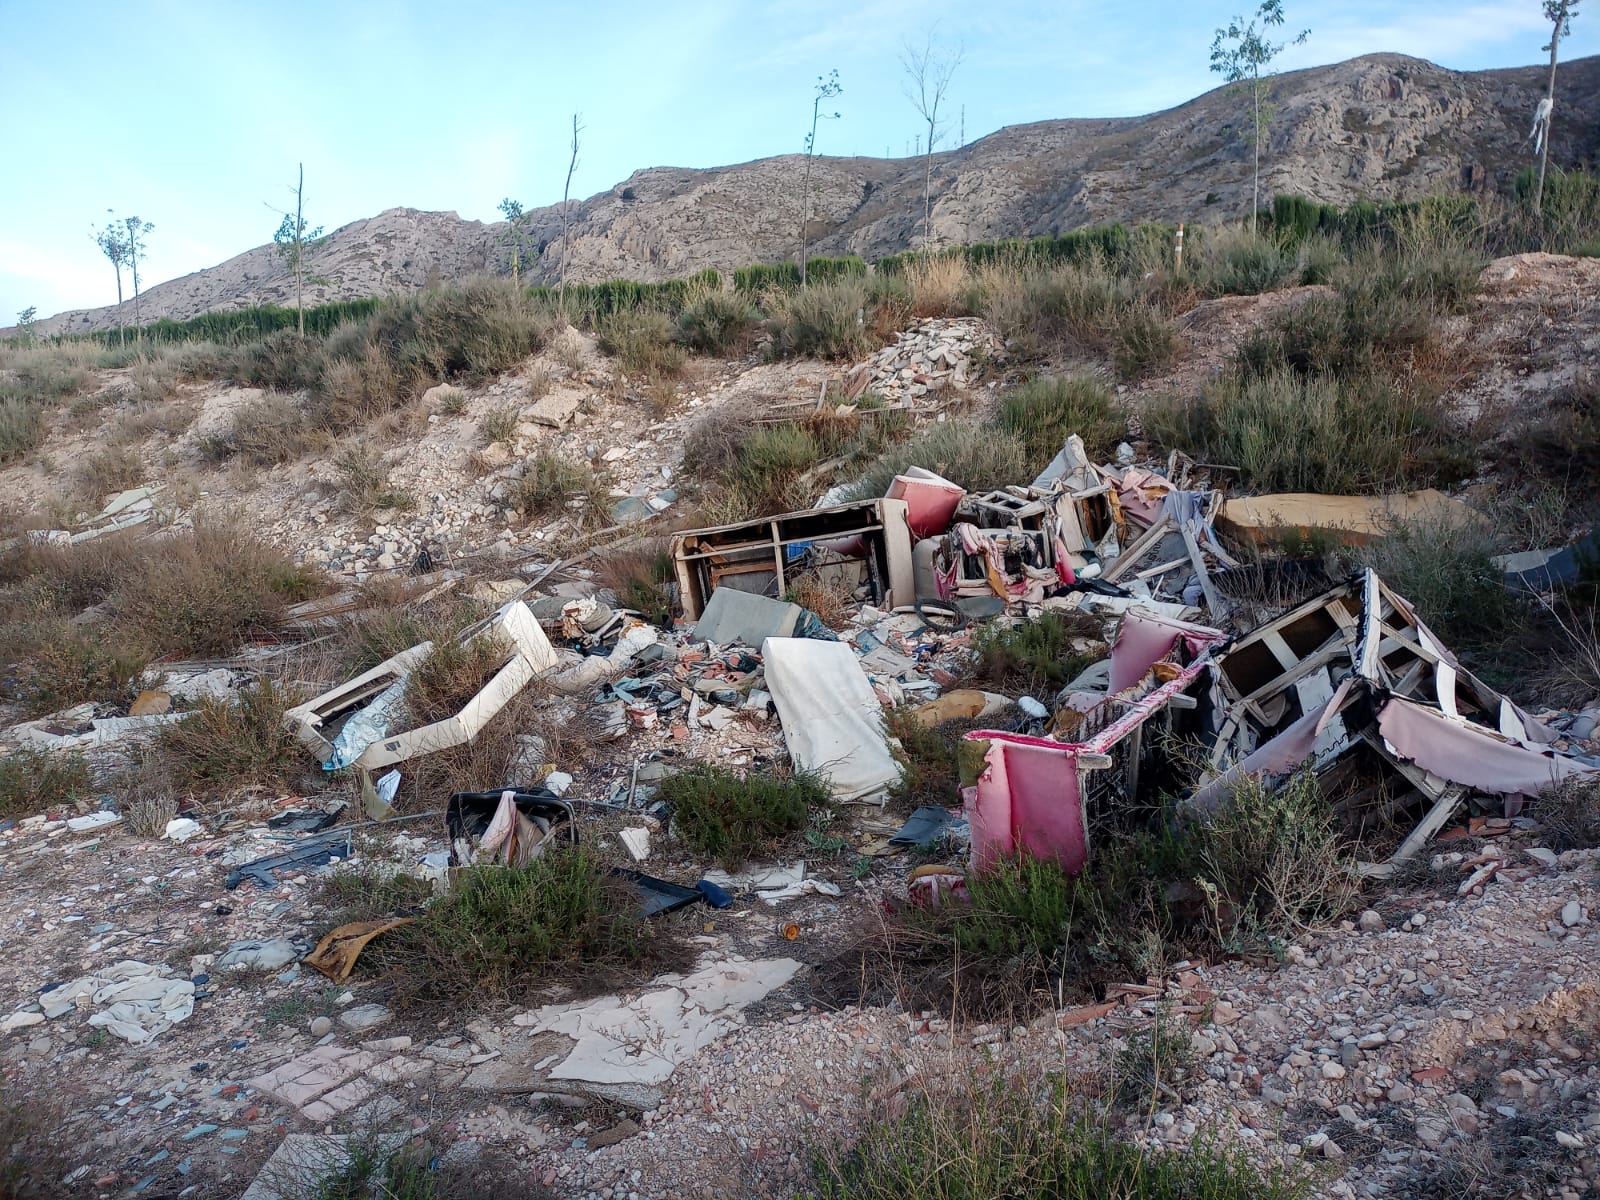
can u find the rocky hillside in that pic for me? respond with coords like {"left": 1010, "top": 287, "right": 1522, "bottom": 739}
{"left": 34, "top": 52, "right": 1600, "bottom": 336}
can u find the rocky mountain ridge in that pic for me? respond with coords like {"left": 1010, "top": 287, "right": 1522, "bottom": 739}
{"left": 32, "top": 52, "right": 1600, "bottom": 336}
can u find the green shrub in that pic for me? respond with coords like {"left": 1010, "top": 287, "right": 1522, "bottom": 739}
{"left": 0, "top": 749, "right": 92, "bottom": 819}
{"left": 1189, "top": 772, "right": 1359, "bottom": 945}
{"left": 843, "top": 422, "right": 1031, "bottom": 500}
{"left": 594, "top": 545, "right": 676, "bottom": 625}
{"left": 676, "top": 291, "right": 758, "bottom": 354}
{"left": 231, "top": 329, "right": 329, "bottom": 392}
{"left": 1357, "top": 514, "right": 1521, "bottom": 649}
{"left": 1534, "top": 778, "right": 1600, "bottom": 852}
{"left": 1294, "top": 233, "right": 1344, "bottom": 285}
{"left": 765, "top": 278, "right": 874, "bottom": 360}
{"left": 110, "top": 524, "right": 327, "bottom": 658}
{"left": 658, "top": 764, "right": 832, "bottom": 868}
{"left": 156, "top": 678, "right": 303, "bottom": 790}
{"left": 512, "top": 449, "right": 603, "bottom": 522}
{"left": 967, "top": 610, "right": 1104, "bottom": 695}
{"left": 479, "top": 405, "right": 519, "bottom": 445}
{"left": 1113, "top": 306, "right": 1179, "bottom": 377}
{"left": 1197, "top": 226, "right": 1297, "bottom": 297}
{"left": 0, "top": 396, "right": 42, "bottom": 462}
{"left": 813, "top": 1074, "right": 1307, "bottom": 1200}
{"left": 596, "top": 308, "right": 685, "bottom": 376}
{"left": 1144, "top": 367, "right": 1472, "bottom": 495}
{"left": 995, "top": 374, "right": 1125, "bottom": 463}
{"left": 8, "top": 627, "right": 150, "bottom": 716}
{"left": 363, "top": 847, "right": 657, "bottom": 1009}
{"left": 979, "top": 257, "right": 1133, "bottom": 359}
{"left": 200, "top": 392, "right": 316, "bottom": 465}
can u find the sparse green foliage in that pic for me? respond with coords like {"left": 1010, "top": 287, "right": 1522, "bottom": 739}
{"left": 0, "top": 749, "right": 92, "bottom": 819}
{"left": 351, "top": 847, "right": 660, "bottom": 1010}
{"left": 659, "top": 764, "right": 832, "bottom": 868}
{"left": 676, "top": 290, "right": 758, "bottom": 354}
{"left": 14, "top": 308, "right": 37, "bottom": 343}
{"left": 271, "top": 163, "right": 326, "bottom": 336}
{"left": 813, "top": 1076, "right": 1307, "bottom": 1200}
{"left": 512, "top": 448, "right": 603, "bottom": 523}
{"left": 156, "top": 678, "right": 304, "bottom": 790}
{"left": 765, "top": 277, "right": 874, "bottom": 360}
{"left": 596, "top": 308, "right": 685, "bottom": 376}
{"left": 968, "top": 610, "right": 1105, "bottom": 695}
{"left": 995, "top": 374, "right": 1125, "bottom": 464}
{"left": 1210, "top": 2, "right": 1311, "bottom": 230}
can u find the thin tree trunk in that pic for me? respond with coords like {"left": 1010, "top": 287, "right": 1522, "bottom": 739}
{"left": 130, "top": 248, "right": 141, "bottom": 344}
{"left": 114, "top": 266, "right": 124, "bottom": 348}
{"left": 295, "top": 163, "right": 305, "bottom": 336}
{"left": 800, "top": 147, "right": 814, "bottom": 285}
{"left": 1535, "top": 8, "right": 1564, "bottom": 217}
{"left": 559, "top": 115, "right": 580, "bottom": 316}
{"left": 923, "top": 118, "right": 934, "bottom": 247}
{"left": 1251, "top": 75, "right": 1262, "bottom": 233}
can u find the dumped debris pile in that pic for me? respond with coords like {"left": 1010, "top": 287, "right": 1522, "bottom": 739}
{"left": 843, "top": 317, "right": 1002, "bottom": 405}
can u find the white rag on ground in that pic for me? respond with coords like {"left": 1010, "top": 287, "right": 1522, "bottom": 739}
{"left": 38, "top": 959, "right": 195, "bottom": 1045}
{"left": 761, "top": 637, "right": 900, "bottom": 804}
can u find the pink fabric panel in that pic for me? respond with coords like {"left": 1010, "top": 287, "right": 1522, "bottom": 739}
{"left": 1115, "top": 469, "right": 1170, "bottom": 525}
{"left": 1376, "top": 696, "right": 1599, "bottom": 799}
{"left": 965, "top": 738, "right": 1088, "bottom": 874}
{"left": 1108, "top": 611, "right": 1225, "bottom": 693}
{"left": 888, "top": 476, "right": 964, "bottom": 540}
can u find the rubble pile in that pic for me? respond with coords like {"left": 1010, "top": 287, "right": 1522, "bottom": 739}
{"left": 6, "top": 383, "right": 1600, "bottom": 1197}
{"left": 843, "top": 316, "right": 1002, "bottom": 405}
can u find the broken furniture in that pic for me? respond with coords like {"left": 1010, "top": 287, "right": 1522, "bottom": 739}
{"left": 282, "top": 599, "right": 560, "bottom": 773}
{"left": 670, "top": 498, "right": 916, "bottom": 622}
{"left": 1193, "top": 569, "right": 1599, "bottom": 873}
{"left": 963, "top": 609, "right": 1226, "bottom": 872}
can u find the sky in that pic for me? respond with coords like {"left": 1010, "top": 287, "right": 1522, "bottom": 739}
{"left": 2, "top": 0, "right": 1595, "bottom": 320}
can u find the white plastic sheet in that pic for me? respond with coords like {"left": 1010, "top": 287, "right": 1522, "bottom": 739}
{"left": 761, "top": 637, "right": 900, "bottom": 804}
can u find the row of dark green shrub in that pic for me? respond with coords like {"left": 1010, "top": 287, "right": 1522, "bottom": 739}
{"left": 877, "top": 223, "right": 1150, "bottom": 274}
{"left": 732, "top": 256, "right": 868, "bottom": 292}
{"left": 81, "top": 298, "right": 384, "bottom": 347}
{"left": 528, "top": 268, "right": 722, "bottom": 320}
{"left": 1262, "top": 193, "right": 1479, "bottom": 248}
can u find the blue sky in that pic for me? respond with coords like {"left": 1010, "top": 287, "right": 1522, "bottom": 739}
{"left": 2, "top": 0, "right": 1594, "bottom": 320}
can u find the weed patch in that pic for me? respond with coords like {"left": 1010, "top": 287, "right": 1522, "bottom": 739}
{"left": 676, "top": 292, "right": 758, "bottom": 355}
{"left": 765, "top": 278, "right": 875, "bottom": 360}
{"left": 842, "top": 422, "right": 1029, "bottom": 502}
{"left": 155, "top": 678, "right": 304, "bottom": 791}
{"left": 513, "top": 449, "right": 605, "bottom": 524}
{"left": 598, "top": 309, "right": 686, "bottom": 377}
{"left": 0, "top": 749, "right": 92, "bottom": 819}
{"left": 353, "top": 847, "right": 665, "bottom": 1010}
{"left": 967, "top": 610, "right": 1104, "bottom": 695}
{"left": 812, "top": 1072, "right": 1307, "bottom": 1200}
{"left": 594, "top": 545, "right": 676, "bottom": 625}
{"left": 996, "top": 374, "right": 1125, "bottom": 464}
{"left": 659, "top": 764, "right": 832, "bottom": 869}
{"left": 1144, "top": 367, "right": 1472, "bottom": 495}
